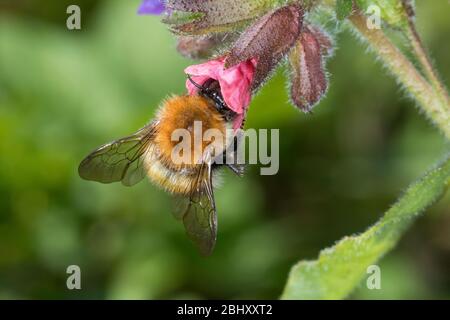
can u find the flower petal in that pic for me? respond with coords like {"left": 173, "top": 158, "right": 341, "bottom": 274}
{"left": 138, "top": 0, "right": 165, "bottom": 15}
{"left": 232, "top": 113, "right": 246, "bottom": 130}
{"left": 185, "top": 58, "right": 256, "bottom": 115}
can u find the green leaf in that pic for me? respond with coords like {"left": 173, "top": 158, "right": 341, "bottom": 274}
{"left": 281, "top": 154, "right": 450, "bottom": 300}
{"left": 163, "top": 0, "right": 274, "bottom": 35}
{"left": 163, "top": 11, "right": 205, "bottom": 27}
{"left": 336, "top": 0, "right": 353, "bottom": 20}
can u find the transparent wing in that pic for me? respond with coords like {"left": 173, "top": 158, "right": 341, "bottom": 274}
{"left": 175, "top": 161, "right": 217, "bottom": 256}
{"left": 78, "top": 123, "right": 156, "bottom": 186}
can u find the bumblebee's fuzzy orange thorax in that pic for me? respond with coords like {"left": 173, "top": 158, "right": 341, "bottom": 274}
{"left": 155, "top": 95, "right": 227, "bottom": 168}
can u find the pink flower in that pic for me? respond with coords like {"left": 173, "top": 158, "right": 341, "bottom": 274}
{"left": 185, "top": 57, "right": 257, "bottom": 130}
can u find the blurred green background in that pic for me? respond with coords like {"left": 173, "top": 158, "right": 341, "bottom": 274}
{"left": 0, "top": 0, "right": 449, "bottom": 299}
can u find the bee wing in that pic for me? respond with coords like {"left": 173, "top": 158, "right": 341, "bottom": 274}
{"left": 78, "top": 123, "right": 156, "bottom": 186}
{"left": 175, "top": 160, "right": 217, "bottom": 256}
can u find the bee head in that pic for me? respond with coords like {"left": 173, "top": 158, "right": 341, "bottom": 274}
{"left": 187, "top": 75, "right": 236, "bottom": 122}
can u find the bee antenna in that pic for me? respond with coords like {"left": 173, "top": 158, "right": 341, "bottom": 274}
{"left": 187, "top": 75, "right": 205, "bottom": 91}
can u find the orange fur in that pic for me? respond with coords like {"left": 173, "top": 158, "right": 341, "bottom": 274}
{"left": 154, "top": 95, "right": 227, "bottom": 170}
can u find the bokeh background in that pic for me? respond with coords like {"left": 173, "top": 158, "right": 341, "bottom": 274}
{"left": 0, "top": 0, "right": 449, "bottom": 299}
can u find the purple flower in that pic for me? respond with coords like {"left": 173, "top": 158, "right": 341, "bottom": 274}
{"left": 137, "top": 0, "right": 165, "bottom": 15}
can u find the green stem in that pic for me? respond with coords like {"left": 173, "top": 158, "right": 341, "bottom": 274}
{"left": 349, "top": 13, "right": 450, "bottom": 139}
{"left": 401, "top": 1, "right": 450, "bottom": 107}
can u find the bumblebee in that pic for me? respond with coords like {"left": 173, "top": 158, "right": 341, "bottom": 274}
{"left": 79, "top": 77, "right": 243, "bottom": 255}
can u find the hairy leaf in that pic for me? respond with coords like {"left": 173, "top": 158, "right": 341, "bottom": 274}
{"left": 281, "top": 155, "right": 450, "bottom": 300}
{"left": 336, "top": 0, "right": 353, "bottom": 20}
{"left": 163, "top": 0, "right": 274, "bottom": 35}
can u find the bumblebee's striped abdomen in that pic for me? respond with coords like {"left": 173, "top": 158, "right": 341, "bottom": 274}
{"left": 144, "top": 151, "right": 199, "bottom": 195}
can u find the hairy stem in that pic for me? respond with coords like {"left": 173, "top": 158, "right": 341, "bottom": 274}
{"left": 401, "top": 7, "right": 450, "bottom": 106}
{"left": 349, "top": 13, "right": 450, "bottom": 139}
{"left": 402, "top": 0, "right": 449, "bottom": 104}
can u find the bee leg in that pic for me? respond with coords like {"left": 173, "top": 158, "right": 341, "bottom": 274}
{"left": 225, "top": 163, "right": 245, "bottom": 177}
{"left": 211, "top": 153, "right": 245, "bottom": 176}
{"left": 218, "top": 134, "right": 245, "bottom": 176}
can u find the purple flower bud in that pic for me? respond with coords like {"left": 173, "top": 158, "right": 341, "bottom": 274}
{"left": 138, "top": 0, "right": 165, "bottom": 15}
{"left": 226, "top": 5, "right": 304, "bottom": 91}
{"left": 288, "top": 26, "right": 331, "bottom": 113}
